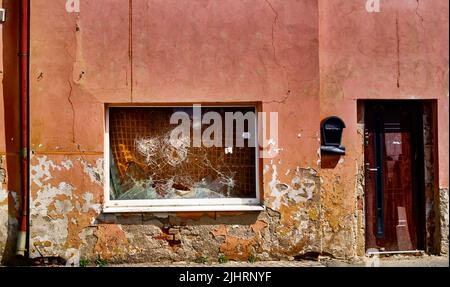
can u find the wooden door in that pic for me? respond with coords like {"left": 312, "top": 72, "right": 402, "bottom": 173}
{"left": 365, "top": 101, "right": 425, "bottom": 252}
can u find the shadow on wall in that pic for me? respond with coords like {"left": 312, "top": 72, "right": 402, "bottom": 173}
{"left": 1, "top": 0, "right": 24, "bottom": 266}
{"left": 320, "top": 154, "right": 341, "bottom": 169}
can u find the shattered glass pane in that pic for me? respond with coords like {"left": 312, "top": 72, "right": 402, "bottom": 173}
{"left": 109, "top": 107, "right": 257, "bottom": 200}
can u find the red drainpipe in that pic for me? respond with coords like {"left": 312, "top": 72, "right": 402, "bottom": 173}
{"left": 16, "top": 0, "right": 29, "bottom": 257}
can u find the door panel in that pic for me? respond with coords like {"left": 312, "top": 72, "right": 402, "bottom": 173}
{"left": 365, "top": 102, "right": 425, "bottom": 251}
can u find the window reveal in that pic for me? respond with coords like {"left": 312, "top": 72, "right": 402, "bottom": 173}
{"left": 108, "top": 107, "right": 257, "bottom": 201}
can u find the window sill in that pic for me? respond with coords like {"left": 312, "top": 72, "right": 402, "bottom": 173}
{"left": 102, "top": 204, "right": 266, "bottom": 213}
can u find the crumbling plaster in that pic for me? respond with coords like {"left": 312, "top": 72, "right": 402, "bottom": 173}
{"left": 27, "top": 153, "right": 324, "bottom": 264}
{"left": 0, "top": 156, "right": 19, "bottom": 264}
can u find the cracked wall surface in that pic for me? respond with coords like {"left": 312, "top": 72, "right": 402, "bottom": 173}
{"left": 440, "top": 188, "right": 449, "bottom": 254}
{"left": 0, "top": 0, "right": 449, "bottom": 264}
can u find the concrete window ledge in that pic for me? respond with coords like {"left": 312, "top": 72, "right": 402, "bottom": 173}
{"left": 102, "top": 205, "right": 266, "bottom": 213}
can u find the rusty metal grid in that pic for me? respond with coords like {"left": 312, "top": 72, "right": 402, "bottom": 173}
{"left": 108, "top": 107, "right": 256, "bottom": 197}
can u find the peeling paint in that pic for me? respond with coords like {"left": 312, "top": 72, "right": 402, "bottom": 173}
{"left": 0, "top": 157, "right": 6, "bottom": 184}
{"left": 30, "top": 155, "right": 74, "bottom": 187}
{"left": 265, "top": 139, "right": 283, "bottom": 158}
{"left": 263, "top": 165, "right": 270, "bottom": 175}
{"left": 28, "top": 155, "right": 104, "bottom": 259}
{"left": 78, "top": 158, "right": 104, "bottom": 186}
{"left": 269, "top": 166, "right": 319, "bottom": 210}
{"left": 440, "top": 188, "right": 449, "bottom": 254}
{"left": 81, "top": 192, "right": 101, "bottom": 214}
{"left": 0, "top": 188, "right": 19, "bottom": 247}
{"left": 10, "top": 191, "right": 19, "bottom": 211}
{"left": 0, "top": 188, "right": 6, "bottom": 203}
{"left": 65, "top": 248, "right": 80, "bottom": 267}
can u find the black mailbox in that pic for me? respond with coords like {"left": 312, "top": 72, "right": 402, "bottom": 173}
{"left": 321, "top": 116, "right": 346, "bottom": 155}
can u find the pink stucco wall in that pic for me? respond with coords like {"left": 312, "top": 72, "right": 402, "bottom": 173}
{"left": 0, "top": 0, "right": 448, "bottom": 264}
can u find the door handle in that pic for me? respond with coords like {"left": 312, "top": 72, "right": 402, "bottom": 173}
{"left": 367, "top": 168, "right": 378, "bottom": 172}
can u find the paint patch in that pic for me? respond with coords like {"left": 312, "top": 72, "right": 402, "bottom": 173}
{"left": 61, "top": 160, "right": 74, "bottom": 170}
{"left": 81, "top": 192, "right": 101, "bottom": 214}
{"left": 0, "top": 197, "right": 19, "bottom": 250}
{"left": 65, "top": 248, "right": 80, "bottom": 266}
{"left": 263, "top": 165, "right": 270, "bottom": 175}
{"left": 10, "top": 191, "right": 19, "bottom": 211}
{"left": 0, "top": 188, "right": 6, "bottom": 203}
{"left": 54, "top": 199, "right": 74, "bottom": 214}
{"left": 268, "top": 166, "right": 319, "bottom": 210}
{"left": 31, "top": 156, "right": 74, "bottom": 187}
{"left": 440, "top": 188, "right": 449, "bottom": 254}
{"left": 0, "top": 156, "right": 6, "bottom": 184}
{"left": 265, "top": 139, "right": 283, "bottom": 158}
{"left": 78, "top": 158, "right": 104, "bottom": 186}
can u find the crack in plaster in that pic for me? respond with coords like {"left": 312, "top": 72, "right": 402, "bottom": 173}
{"left": 415, "top": 0, "right": 424, "bottom": 25}
{"left": 66, "top": 15, "right": 88, "bottom": 150}
{"left": 263, "top": 0, "right": 291, "bottom": 103}
{"left": 67, "top": 78, "right": 76, "bottom": 144}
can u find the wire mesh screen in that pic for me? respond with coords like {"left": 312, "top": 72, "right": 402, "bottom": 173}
{"left": 108, "top": 107, "right": 257, "bottom": 200}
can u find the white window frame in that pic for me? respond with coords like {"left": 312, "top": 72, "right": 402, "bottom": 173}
{"left": 103, "top": 104, "right": 264, "bottom": 213}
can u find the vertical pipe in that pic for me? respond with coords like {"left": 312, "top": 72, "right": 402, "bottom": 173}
{"left": 16, "top": 0, "right": 29, "bottom": 257}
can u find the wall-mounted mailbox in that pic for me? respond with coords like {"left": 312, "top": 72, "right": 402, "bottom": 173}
{"left": 321, "top": 116, "right": 346, "bottom": 155}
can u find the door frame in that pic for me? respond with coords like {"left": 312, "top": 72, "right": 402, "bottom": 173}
{"left": 358, "top": 100, "right": 428, "bottom": 253}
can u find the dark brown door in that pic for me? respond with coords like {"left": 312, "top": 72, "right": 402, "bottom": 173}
{"left": 365, "top": 101, "right": 425, "bottom": 252}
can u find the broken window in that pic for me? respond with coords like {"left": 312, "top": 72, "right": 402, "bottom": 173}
{"left": 107, "top": 106, "right": 258, "bottom": 202}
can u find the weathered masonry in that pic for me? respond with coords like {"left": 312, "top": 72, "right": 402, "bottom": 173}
{"left": 0, "top": 0, "right": 448, "bottom": 265}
